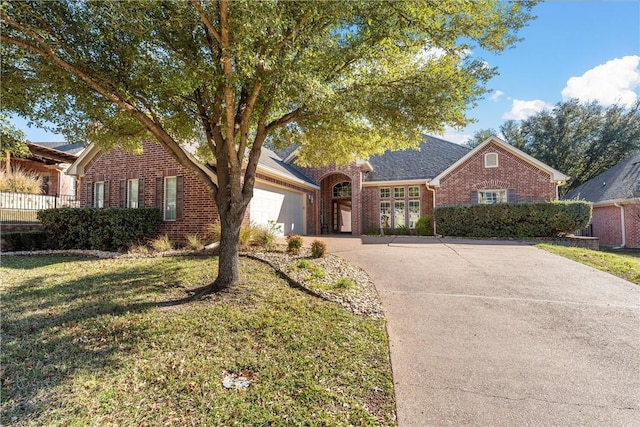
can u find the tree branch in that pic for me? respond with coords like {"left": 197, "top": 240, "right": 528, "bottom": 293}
{"left": 190, "top": 0, "right": 221, "bottom": 45}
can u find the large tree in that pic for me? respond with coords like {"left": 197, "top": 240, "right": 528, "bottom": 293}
{"left": 471, "top": 100, "right": 640, "bottom": 192}
{"left": 1, "top": 0, "right": 535, "bottom": 291}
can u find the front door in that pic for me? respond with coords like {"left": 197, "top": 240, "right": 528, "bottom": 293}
{"left": 332, "top": 200, "right": 352, "bottom": 233}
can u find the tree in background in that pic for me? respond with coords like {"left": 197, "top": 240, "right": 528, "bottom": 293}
{"left": 0, "top": 114, "right": 30, "bottom": 169}
{"left": 471, "top": 100, "right": 640, "bottom": 192}
{"left": 2, "top": 0, "right": 536, "bottom": 291}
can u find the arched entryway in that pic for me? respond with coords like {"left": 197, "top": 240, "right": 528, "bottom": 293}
{"left": 320, "top": 173, "right": 352, "bottom": 234}
{"left": 332, "top": 181, "right": 352, "bottom": 233}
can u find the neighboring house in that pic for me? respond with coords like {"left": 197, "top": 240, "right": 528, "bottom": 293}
{"left": 10, "top": 142, "right": 83, "bottom": 196}
{"left": 66, "top": 135, "right": 568, "bottom": 241}
{"left": 564, "top": 153, "right": 640, "bottom": 248}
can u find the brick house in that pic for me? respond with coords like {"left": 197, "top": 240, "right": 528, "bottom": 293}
{"left": 564, "top": 153, "right": 640, "bottom": 248}
{"left": 9, "top": 143, "right": 82, "bottom": 196}
{"left": 67, "top": 135, "right": 568, "bottom": 241}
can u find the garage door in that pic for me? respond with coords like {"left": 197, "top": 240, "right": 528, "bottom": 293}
{"left": 250, "top": 183, "right": 304, "bottom": 236}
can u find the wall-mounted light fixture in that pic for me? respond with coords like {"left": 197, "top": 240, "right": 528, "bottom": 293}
{"left": 308, "top": 193, "right": 314, "bottom": 203}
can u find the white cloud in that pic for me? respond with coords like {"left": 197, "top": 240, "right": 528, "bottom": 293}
{"left": 489, "top": 90, "right": 504, "bottom": 102}
{"left": 561, "top": 55, "right": 640, "bottom": 107}
{"left": 502, "top": 99, "right": 553, "bottom": 120}
{"left": 437, "top": 126, "right": 472, "bottom": 146}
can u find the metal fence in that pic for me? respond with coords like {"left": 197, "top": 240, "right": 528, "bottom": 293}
{"left": 572, "top": 223, "right": 593, "bottom": 237}
{"left": 0, "top": 192, "right": 79, "bottom": 224}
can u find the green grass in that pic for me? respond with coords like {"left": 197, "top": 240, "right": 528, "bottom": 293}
{"left": 536, "top": 244, "right": 640, "bottom": 285}
{"left": 1, "top": 255, "right": 395, "bottom": 426}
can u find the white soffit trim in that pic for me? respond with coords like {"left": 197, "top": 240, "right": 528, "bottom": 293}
{"left": 428, "top": 136, "right": 569, "bottom": 186}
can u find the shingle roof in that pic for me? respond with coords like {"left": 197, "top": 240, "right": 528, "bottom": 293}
{"left": 30, "top": 141, "right": 86, "bottom": 155}
{"left": 364, "top": 135, "right": 471, "bottom": 182}
{"left": 259, "top": 146, "right": 318, "bottom": 187}
{"left": 563, "top": 153, "right": 640, "bottom": 202}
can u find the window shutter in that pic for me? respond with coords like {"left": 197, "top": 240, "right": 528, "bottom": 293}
{"left": 87, "top": 182, "right": 94, "bottom": 208}
{"left": 507, "top": 189, "right": 517, "bottom": 204}
{"left": 470, "top": 191, "right": 479, "bottom": 205}
{"left": 138, "top": 178, "right": 144, "bottom": 208}
{"left": 176, "top": 176, "right": 184, "bottom": 220}
{"left": 103, "top": 181, "right": 110, "bottom": 207}
{"left": 155, "top": 177, "right": 163, "bottom": 209}
{"left": 119, "top": 180, "right": 126, "bottom": 207}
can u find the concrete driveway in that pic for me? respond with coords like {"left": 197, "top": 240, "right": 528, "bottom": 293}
{"left": 322, "top": 236, "right": 640, "bottom": 426}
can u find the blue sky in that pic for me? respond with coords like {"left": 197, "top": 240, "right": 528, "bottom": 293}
{"left": 8, "top": 1, "right": 640, "bottom": 145}
{"left": 441, "top": 0, "right": 640, "bottom": 144}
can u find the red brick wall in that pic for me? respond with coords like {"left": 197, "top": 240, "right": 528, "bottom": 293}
{"left": 592, "top": 203, "right": 640, "bottom": 248}
{"left": 625, "top": 203, "right": 640, "bottom": 248}
{"left": 436, "top": 142, "right": 558, "bottom": 206}
{"left": 81, "top": 140, "right": 219, "bottom": 242}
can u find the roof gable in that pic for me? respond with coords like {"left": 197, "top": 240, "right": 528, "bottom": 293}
{"left": 563, "top": 153, "right": 640, "bottom": 203}
{"left": 429, "top": 136, "right": 569, "bottom": 186}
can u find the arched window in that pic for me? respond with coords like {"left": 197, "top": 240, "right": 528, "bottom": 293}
{"left": 333, "top": 182, "right": 352, "bottom": 197}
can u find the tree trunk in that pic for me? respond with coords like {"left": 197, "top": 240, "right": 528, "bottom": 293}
{"left": 212, "top": 208, "right": 242, "bottom": 291}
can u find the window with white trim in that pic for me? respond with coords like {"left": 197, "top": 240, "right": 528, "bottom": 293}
{"left": 127, "top": 179, "right": 139, "bottom": 208}
{"left": 164, "top": 176, "right": 177, "bottom": 220}
{"left": 333, "top": 182, "right": 352, "bottom": 197}
{"left": 94, "top": 182, "right": 104, "bottom": 208}
{"left": 408, "top": 186, "right": 420, "bottom": 198}
{"left": 379, "top": 187, "right": 390, "bottom": 199}
{"left": 380, "top": 201, "right": 391, "bottom": 228}
{"left": 408, "top": 200, "right": 420, "bottom": 228}
{"left": 484, "top": 152, "right": 499, "bottom": 168}
{"left": 394, "top": 201, "right": 405, "bottom": 227}
{"left": 479, "top": 189, "right": 507, "bottom": 204}
{"left": 394, "top": 187, "right": 405, "bottom": 198}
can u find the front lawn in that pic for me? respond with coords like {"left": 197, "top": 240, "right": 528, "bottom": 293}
{"left": 536, "top": 244, "right": 640, "bottom": 285}
{"left": 1, "top": 255, "right": 395, "bottom": 426}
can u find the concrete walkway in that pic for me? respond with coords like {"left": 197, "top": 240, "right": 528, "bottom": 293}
{"left": 322, "top": 236, "right": 640, "bottom": 426}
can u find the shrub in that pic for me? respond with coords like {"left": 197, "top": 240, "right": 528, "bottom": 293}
{"left": 363, "top": 224, "right": 380, "bottom": 235}
{"left": 38, "top": 208, "right": 161, "bottom": 251}
{"left": 394, "top": 225, "right": 409, "bottom": 235}
{"left": 335, "top": 278, "right": 354, "bottom": 289}
{"left": 239, "top": 224, "right": 255, "bottom": 248}
{"left": 286, "top": 234, "right": 303, "bottom": 255}
{"left": 1, "top": 230, "right": 49, "bottom": 251}
{"left": 434, "top": 201, "right": 592, "bottom": 238}
{"left": 151, "top": 234, "right": 173, "bottom": 252}
{"left": 253, "top": 222, "right": 280, "bottom": 251}
{"left": 185, "top": 234, "right": 204, "bottom": 251}
{"left": 415, "top": 216, "right": 432, "bottom": 236}
{"left": 0, "top": 167, "right": 43, "bottom": 194}
{"left": 296, "top": 259, "right": 312, "bottom": 269}
{"left": 310, "top": 240, "right": 327, "bottom": 258}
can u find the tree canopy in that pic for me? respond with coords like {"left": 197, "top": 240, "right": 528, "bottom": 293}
{"left": 471, "top": 100, "right": 640, "bottom": 192}
{"left": 1, "top": 0, "right": 536, "bottom": 289}
{"left": 0, "top": 114, "right": 30, "bottom": 166}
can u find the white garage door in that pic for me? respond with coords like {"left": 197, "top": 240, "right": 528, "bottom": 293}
{"left": 250, "top": 183, "right": 304, "bottom": 236}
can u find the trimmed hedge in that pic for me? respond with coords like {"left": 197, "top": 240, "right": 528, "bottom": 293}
{"left": 2, "top": 230, "right": 49, "bottom": 251}
{"left": 434, "top": 201, "right": 592, "bottom": 238}
{"left": 38, "top": 208, "right": 162, "bottom": 251}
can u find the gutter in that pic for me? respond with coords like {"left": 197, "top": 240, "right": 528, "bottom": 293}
{"left": 426, "top": 184, "right": 437, "bottom": 236}
{"left": 613, "top": 202, "right": 626, "bottom": 248}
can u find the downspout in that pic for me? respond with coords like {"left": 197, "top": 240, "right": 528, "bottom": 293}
{"left": 614, "top": 202, "right": 626, "bottom": 248}
{"left": 426, "top": 184, "right": 437, "bottom": 236}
